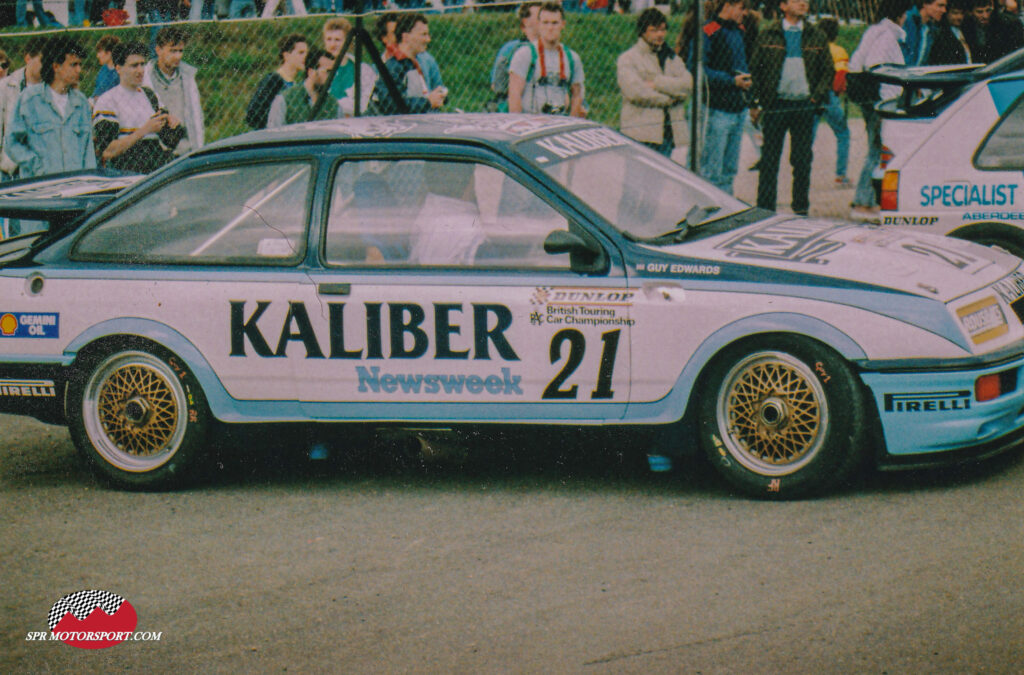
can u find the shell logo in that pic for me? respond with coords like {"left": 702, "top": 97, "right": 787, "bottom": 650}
{"left": 0, "top": 313, "right": 16, "bottom": 336}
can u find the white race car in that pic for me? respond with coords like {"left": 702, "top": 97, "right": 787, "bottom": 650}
{"left": 876, "top": 65, "right": 1024, "bottom": 257}
{"left": 3, "top": 114, "right": 1024, "bottom": 498}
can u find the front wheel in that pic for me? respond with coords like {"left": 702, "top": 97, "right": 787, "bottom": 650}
{"left": 698, "top": 337, "right": 866, "bottom": 499}
{"left": 68, "top": 342, "right": 209, "bottom": 490}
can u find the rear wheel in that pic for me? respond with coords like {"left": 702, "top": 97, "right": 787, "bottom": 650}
{"left": 69, "top": 342, "right": 209, "bottom": 489}
{"left": 698, "top": 336, "right": 865, "bottom": 499}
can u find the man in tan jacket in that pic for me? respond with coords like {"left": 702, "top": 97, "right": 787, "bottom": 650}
{"left": 617, "top": 8, "right": 692, "bottom": 158}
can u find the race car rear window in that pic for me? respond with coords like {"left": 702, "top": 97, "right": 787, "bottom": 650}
{"left": 72, "top": 161, "right": 313, "bottom": 265}
{"left": 975, "top": 94, "right": 1024, "bottom": 170}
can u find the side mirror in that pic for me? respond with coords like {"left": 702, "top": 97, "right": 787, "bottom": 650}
{"left": 543, "top": 229, "right": 596, "bottom": 257}
{"left": 543, "top": 229, "right": 604, "bottom": 273}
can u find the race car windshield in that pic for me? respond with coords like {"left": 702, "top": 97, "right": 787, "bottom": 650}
{"left": 523, "top": 130, "right": 748, "bottom": 240}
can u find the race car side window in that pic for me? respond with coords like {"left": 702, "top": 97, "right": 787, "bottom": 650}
{"left": 73, "top": 161, "right": 313, "bottom": 265}
{"left": 975, "top": 95, "right": 1024, "bottom": 170}
{"left": 324, "top": 158, "right": 570, "bottom": 269}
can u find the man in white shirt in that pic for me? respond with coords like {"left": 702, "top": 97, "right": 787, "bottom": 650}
{"left": 508, "top": 2, "right": 585, "bottom": 117}
{"left": 93, "top": 41, "right": 185, "bottom": 173}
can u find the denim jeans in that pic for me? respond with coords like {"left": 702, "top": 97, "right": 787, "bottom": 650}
{"left": 854, "top": 103, "right": 882, "bottom": 207}
{"left": 813, "top": 91, "right": 850, "bottom": 179}
{"left": 700, "top": 108, "right": 746, "bottom": 194}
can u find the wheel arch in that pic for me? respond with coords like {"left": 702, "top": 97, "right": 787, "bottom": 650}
{"left": 649, "top": 313, "right": 868, "bottom": 429}
{"left": 948, "top": 221, "right": 1024, "bottom": 257}
{"left": 63, "top": 318, "right": 230, "bottom": 421}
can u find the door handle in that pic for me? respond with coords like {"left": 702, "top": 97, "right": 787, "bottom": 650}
{"left": 642, "top": 282, "right": 686, "bottom": 302}
{"left": 317, "top": 283, "right": 351, "bottom": 296}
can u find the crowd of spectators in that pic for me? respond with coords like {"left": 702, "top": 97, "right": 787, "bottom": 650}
{"left": 671, "top": 0, "right": 1023, "bottom": 218}
{"left": 3, "top": 0, "right": 635, "bottom": 28}
{"left": 0, "top": 0, "right": 1021, "bottom": 236}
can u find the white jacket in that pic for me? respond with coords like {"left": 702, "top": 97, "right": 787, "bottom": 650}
{"left": 850, "top": 19, "right": 907, "bottom": 101}
{"left": 0, "top": 69, "right": 27, "bottom": 175}
{"left": 142, "top": 61, "right": 205, "bottom": 151}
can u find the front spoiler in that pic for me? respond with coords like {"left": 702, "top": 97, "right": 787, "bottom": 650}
{"left": 877, "top": 422, "right": 1024, "bottom": 471}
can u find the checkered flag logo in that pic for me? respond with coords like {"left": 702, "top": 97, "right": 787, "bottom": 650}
{"left": 48, "top": 590, "right": 125, "bottom": 631}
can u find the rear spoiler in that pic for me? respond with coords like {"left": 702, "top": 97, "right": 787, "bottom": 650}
{"left": 869, "top": 63, "right": 983, "bottom": 89}
{"left": 0, "top": 169, "right": 142, "bottom": 267}
{"left": 868, "top": 64, "right": 983, "bottom": 120}
{"left": 869, "top": 48, "right": 1024, "bottom": 119}
{"left": 0, "top": 194, "right": 118, "bottom": 225}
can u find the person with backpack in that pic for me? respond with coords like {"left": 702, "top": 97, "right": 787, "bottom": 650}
{"left": 93, "top": 41, "right": 185, "bottom": 174}
{"left": 617, "top": 8, "right": 692, "bottom": 157}
{"left": 491, "top": 2, "right": 541, "bottom": 111}
{"left": 508, "top": 2, "right": 585, "bottom": 117}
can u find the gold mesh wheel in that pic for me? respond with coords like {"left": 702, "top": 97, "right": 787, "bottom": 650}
{"left": 82, "top": 351, "right": 188, "bottom": 473}
{"left": 715, "top": 351, "right": 828, "bottom": 476}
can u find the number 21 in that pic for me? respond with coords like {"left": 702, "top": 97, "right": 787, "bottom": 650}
{"left": 542, "top": 329, "right": 620, "bottom": 400}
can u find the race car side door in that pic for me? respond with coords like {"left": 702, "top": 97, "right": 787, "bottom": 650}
{"left": 296, "top": 143, "right": 633, "bottom": 423}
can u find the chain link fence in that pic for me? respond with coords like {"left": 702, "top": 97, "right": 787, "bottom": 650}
{"left": 0, "top": 3, "right": 876, "bottom": 219}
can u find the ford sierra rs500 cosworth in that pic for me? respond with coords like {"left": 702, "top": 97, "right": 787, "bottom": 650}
{"left": 2, "top": 114, "right": 1024, "bottom": 498}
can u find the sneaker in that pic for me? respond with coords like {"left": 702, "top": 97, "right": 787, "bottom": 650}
{"left": 849, "top": 206, "right": 880, "bottom": 223}
{"left": 834, "top": 176, "right": 853, "bottom": 188}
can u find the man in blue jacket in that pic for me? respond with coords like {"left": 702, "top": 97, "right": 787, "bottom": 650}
{"left": 903, "top": 0, "right": 948, "bottom": 65}
{"left": 689, "top": 0, "right": 752, "bottom": 193}
{"left": 6, "top": 37, "right": 95, "bottom": 181}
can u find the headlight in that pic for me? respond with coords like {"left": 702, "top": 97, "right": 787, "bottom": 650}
{"left": 957, "top": 296, "right": 1008, "bottom": 344}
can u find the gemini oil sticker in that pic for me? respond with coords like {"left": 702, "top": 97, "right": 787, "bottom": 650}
{"left": 0, "top": 312, "right": 59, "bottom": 338}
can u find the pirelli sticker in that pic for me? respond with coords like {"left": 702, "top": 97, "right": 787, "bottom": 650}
{"left": 0, "top": 379, "right": 56, "bottom": 397}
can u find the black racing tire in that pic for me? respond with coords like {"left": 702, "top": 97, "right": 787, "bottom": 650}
{"left": 697, "top": 335, "right": 866, "bottom": 499}
{"left": 68, "top": 340, "right": 209, "bottom": 490}
{"left": 952, "top": 223, "right": 1024, "bottom": 260}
